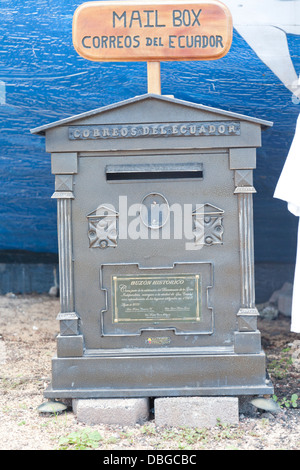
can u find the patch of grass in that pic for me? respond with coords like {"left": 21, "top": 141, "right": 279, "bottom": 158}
{"left": 57, "top": 428, "right": 103, "bottom": 450}
{"left": 273, "top": 393, "right": 299, "bottom": 409}
{"left": 0, "top": 375, "right": 33, "bottom": 390}
{"left": 143, "top": 423, "right": 246, "bottom": 449}
{"left": 268, "top": 347, "right": 294, "bottom": 379}
{"left": 213, "top": 421, "right": 245, "bottom": 442}
{"left": 141, "top": 423, "right": 209, "bottom": 449}
{"left": 162, "top": 427, "right": 208, "bottom": 447}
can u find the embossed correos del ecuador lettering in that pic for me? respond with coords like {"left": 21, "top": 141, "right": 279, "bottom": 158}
{"left": 73, "top": 0, "right": 233, "bottom": 62}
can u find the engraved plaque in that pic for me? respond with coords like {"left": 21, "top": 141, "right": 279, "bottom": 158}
{"left": 112, "top": 273, "right": 201, "bottom": 323}
{"left": 69, "top": 122, "right": 241, "bottom": 140}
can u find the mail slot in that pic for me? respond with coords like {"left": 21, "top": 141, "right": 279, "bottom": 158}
{"left": 105, "top": 163, "right": 204, "bottom": 181}
{"left": 31, "top": 94, "right": 274, "bottom": 399}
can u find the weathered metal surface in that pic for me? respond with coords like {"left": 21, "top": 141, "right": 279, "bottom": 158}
{"left": 45, "top": 353, "right": 272, "bottom": 398}
{"left": 33, "top": 94, "right": 274, "bottom": 398}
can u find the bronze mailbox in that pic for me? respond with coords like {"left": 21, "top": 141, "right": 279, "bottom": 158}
{"left": 31, "top": 94, "right": 273, "bottom": 399}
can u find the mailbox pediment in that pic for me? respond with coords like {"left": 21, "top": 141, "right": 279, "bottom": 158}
{"left": 31, "top": 93, "right": 272, "bottom": 136}
{"left": 31, "top": 94, "right": 272, "bottom": 154}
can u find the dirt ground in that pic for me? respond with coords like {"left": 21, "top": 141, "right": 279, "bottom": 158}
{"left": 0, "top": 293, "right": 300, "bottom": 451}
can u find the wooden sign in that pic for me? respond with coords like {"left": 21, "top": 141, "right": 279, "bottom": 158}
{"left": 72, "top": 0, "right": 233, "bottom": 62}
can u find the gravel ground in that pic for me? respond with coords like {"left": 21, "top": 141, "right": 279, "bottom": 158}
{"left": 0, "top": 293, "right": 299, "bottom": 451}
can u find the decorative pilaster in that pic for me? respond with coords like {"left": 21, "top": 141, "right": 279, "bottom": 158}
{"left": 51, "top": 152, "right": 83, "bottom": 357}
{"left": 52, "top": 192, "right": 74, "bottom": 313}
{"left": 235, "top": 186, "right": 256, "bottom": 310}
{"left": 234, "top": 172, "right": 260, "bottom": 353}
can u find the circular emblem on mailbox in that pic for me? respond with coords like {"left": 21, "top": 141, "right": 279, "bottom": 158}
{"left": 140, "top": 193, "right": 170, "bottom": 229}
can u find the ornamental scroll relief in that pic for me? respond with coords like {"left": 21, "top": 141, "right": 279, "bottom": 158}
{"left": 87, "top": 205, "right": 118, "bottom": 249}
{"left": 87, "top": 201, "right": 224, "bottom": 248}
{"left": 192, "top": 204, "right": 225, "bottom": 246}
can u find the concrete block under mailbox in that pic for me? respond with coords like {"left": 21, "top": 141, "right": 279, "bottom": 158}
{"left": 72, "top": 398, "right": 150, "bottom": 426}
{"left": 154, "top": 396, "right": 239, "bottom": 428}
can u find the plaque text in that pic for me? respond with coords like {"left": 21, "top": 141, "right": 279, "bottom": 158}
{"left": 69, "top": 121, "right": 240, "bottom": 140}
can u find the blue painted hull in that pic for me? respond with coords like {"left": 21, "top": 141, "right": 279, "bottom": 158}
{"left": 0, "top": 1, "right": 299, "bottom": 263}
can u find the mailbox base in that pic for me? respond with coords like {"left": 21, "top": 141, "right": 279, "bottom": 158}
{"left": 44, "top": 351, "right": 273, "bottom": 399}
